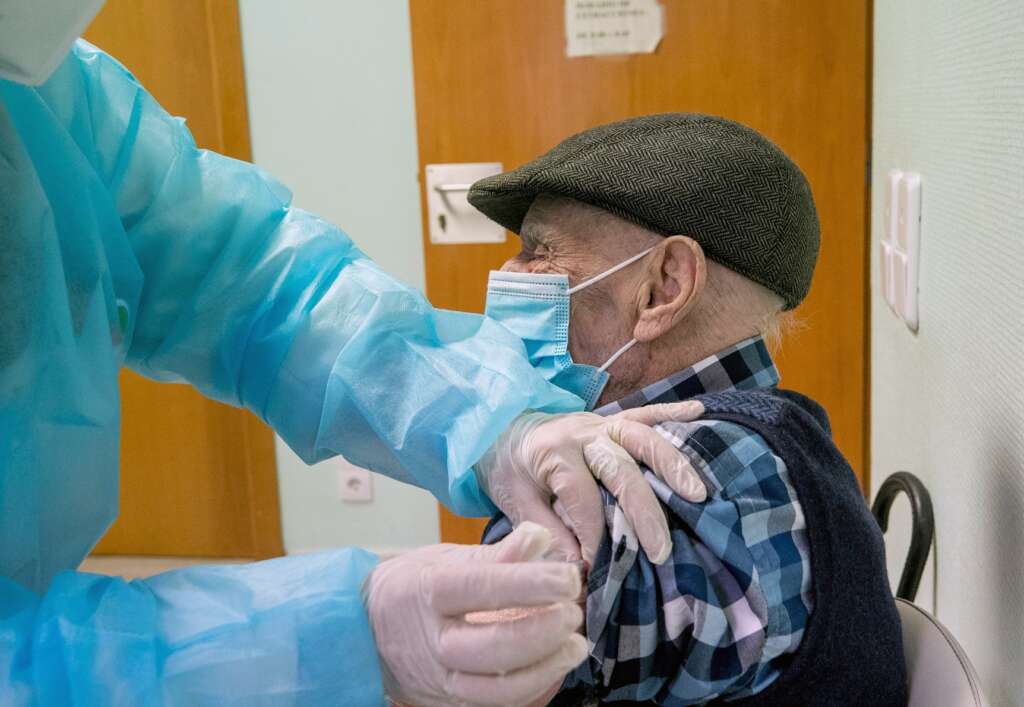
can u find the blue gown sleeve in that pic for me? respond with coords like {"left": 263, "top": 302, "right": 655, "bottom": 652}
{"left": 66, "top": 40, "right": 583, "bottom": 515}
{"left": 0, "top": 39, "right": 582, "bottom": 707}
{"left": 0, "top": 550, "right": 386, "bottom": 706}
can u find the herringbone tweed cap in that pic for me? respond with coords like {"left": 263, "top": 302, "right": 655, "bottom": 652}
{"left": 468, "top": 113, "right": 819, "bottom": 309}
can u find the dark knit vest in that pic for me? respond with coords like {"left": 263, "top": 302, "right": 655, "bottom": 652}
{"left": 693, "top": 388, "right": 908, "bottom": 706}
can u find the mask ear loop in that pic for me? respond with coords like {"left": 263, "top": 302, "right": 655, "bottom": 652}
{"left": 567, "top": 246, "right": 655, "bottom": 295}
{"left": 599, "top": 338, "right": 639, "bottom": 372}
{"left": 569, "top": 245, "right": 653, "bottom": 375}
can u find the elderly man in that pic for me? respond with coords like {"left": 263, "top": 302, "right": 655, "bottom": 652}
{"left": 470, "top": 114, "right": 906, "bottom": 706}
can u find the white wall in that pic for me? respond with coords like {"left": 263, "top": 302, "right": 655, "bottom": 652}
{"left": 871, "top": 1, "right": 1024, "bottom": 704}
{"left": 238, "top": 0, "right": 439, "bottom": 554}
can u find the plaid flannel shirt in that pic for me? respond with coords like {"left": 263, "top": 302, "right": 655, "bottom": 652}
{"left": 484, "top": 337, "right": 813, "bottom": 705}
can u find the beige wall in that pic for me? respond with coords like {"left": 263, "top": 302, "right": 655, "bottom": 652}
{"left": 239, "top": 0, "right": 440, "bottom": 554}
{"left": 871, "top": 1, "right": 1024, "bottom": 704}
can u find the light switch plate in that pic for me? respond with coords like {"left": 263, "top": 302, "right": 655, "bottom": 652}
{"left": 879, "top": 169, "right": 922, "bottom": 332}
{"left": 425, "top": 163, "right": 507, "bottom": 244}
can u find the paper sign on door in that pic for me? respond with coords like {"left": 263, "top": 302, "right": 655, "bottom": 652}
{"left": 565, "top": 0, "right": 664, "bottom": 58}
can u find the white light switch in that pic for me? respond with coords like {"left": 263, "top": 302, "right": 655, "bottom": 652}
{"left": 336, "top": 458, "right": 373, "bottom": 503}
{"left": 879, "top": 240, "right": 895, "bottom": 311}
{"left": 898, "top": 173, "right": 921, "bottom": 330}
{"left": 425, "top": 163, "right": 507, "bottom": 245}
{"left": 885, "top": 169, "right": 903, "bottom": 246}
{"left": 892, "top": 250, "right": 908, "bottom": 317}
{"left": 879, "top": 169, "right": 922, "bottom": 332}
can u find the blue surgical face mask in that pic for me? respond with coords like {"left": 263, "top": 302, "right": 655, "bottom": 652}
{"left": 485, "top": 247, "right": 654, "bottom": 410}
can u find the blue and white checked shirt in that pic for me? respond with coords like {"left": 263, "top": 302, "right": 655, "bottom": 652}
{"left": 485, "top": 337, "right": 814, "bottom": 705}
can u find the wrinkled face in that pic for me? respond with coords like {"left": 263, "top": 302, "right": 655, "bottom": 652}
{"left": 499, "top": 197, "right": 663, "bottom": 402}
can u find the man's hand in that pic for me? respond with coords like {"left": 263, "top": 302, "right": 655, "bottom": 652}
{"left": 475, "top": 400, "right": 706, "bottom": 566}
{"left": 362, "top": 523, "right": 587, "bottom": 707}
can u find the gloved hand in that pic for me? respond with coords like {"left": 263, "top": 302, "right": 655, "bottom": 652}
{"left": 476, "top": 400, "right": 707, "bottom": 566}
{"left": 362, "top": 522, "right": 588, "bottom": 707}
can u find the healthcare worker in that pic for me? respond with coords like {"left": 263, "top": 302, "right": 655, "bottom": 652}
{"left": 0, "top": 4, "right": 708, "bottom": 705}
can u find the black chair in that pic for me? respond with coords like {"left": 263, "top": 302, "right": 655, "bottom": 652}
{"left": 871, "top": 471, "right": 935, "bottom": 601}
{"left": 871, "top": 472, "right": 987, "bottom": 706}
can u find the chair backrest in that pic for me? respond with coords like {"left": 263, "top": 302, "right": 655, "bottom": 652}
{"left": 897, "top": 599, "right": 988, "bottom": 707}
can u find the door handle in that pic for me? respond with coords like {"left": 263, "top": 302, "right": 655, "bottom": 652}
{"left": 433, "top": 183, "right": 473, "bottom": 193}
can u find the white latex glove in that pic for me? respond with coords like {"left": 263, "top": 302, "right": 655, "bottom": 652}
{"left": 362, "top": 522, "right": 588, "bottom": 707}
{"left": 475, "top": 400, "right": 707, "bottom": 566}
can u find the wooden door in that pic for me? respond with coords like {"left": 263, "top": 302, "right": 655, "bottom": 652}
{"left": 409, "top": 1, "right": 871, "bottom": 544}
{"left": 86, "top": 0, "right": 283, "bottom": 558}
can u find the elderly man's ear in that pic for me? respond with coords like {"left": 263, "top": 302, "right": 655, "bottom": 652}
{"left": 633, "top": 236, "right": 707, "bottom": 343}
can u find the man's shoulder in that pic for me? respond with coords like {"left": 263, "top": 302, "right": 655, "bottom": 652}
{"left": 654, "top": 416, "right": 785, "bottom": 499}
{"left": 651, "top": 386, "right": 841, "bottom": 503}
{"left": 694, "top": 388, "right": 833, "bottom": 437}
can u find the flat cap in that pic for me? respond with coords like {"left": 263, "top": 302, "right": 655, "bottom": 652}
{"left": 468, "top": 113, "right": 819, "bottom": 309}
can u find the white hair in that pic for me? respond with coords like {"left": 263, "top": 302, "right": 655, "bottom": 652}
{"left": 694, "top": 260, "right": 794, "bottom": 354}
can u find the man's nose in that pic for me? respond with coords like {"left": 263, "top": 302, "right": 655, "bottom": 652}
{"left": 499, "top": 258, "right": 526, "bottom": 273}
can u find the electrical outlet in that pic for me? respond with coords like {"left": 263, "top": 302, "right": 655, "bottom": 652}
{"left": 336, "top": 461, "right": 373, "bottom": 503}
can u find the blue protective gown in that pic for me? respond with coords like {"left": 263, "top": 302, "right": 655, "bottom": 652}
{"left": 0, "top": 41, "right": 582, "bottom": 705}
